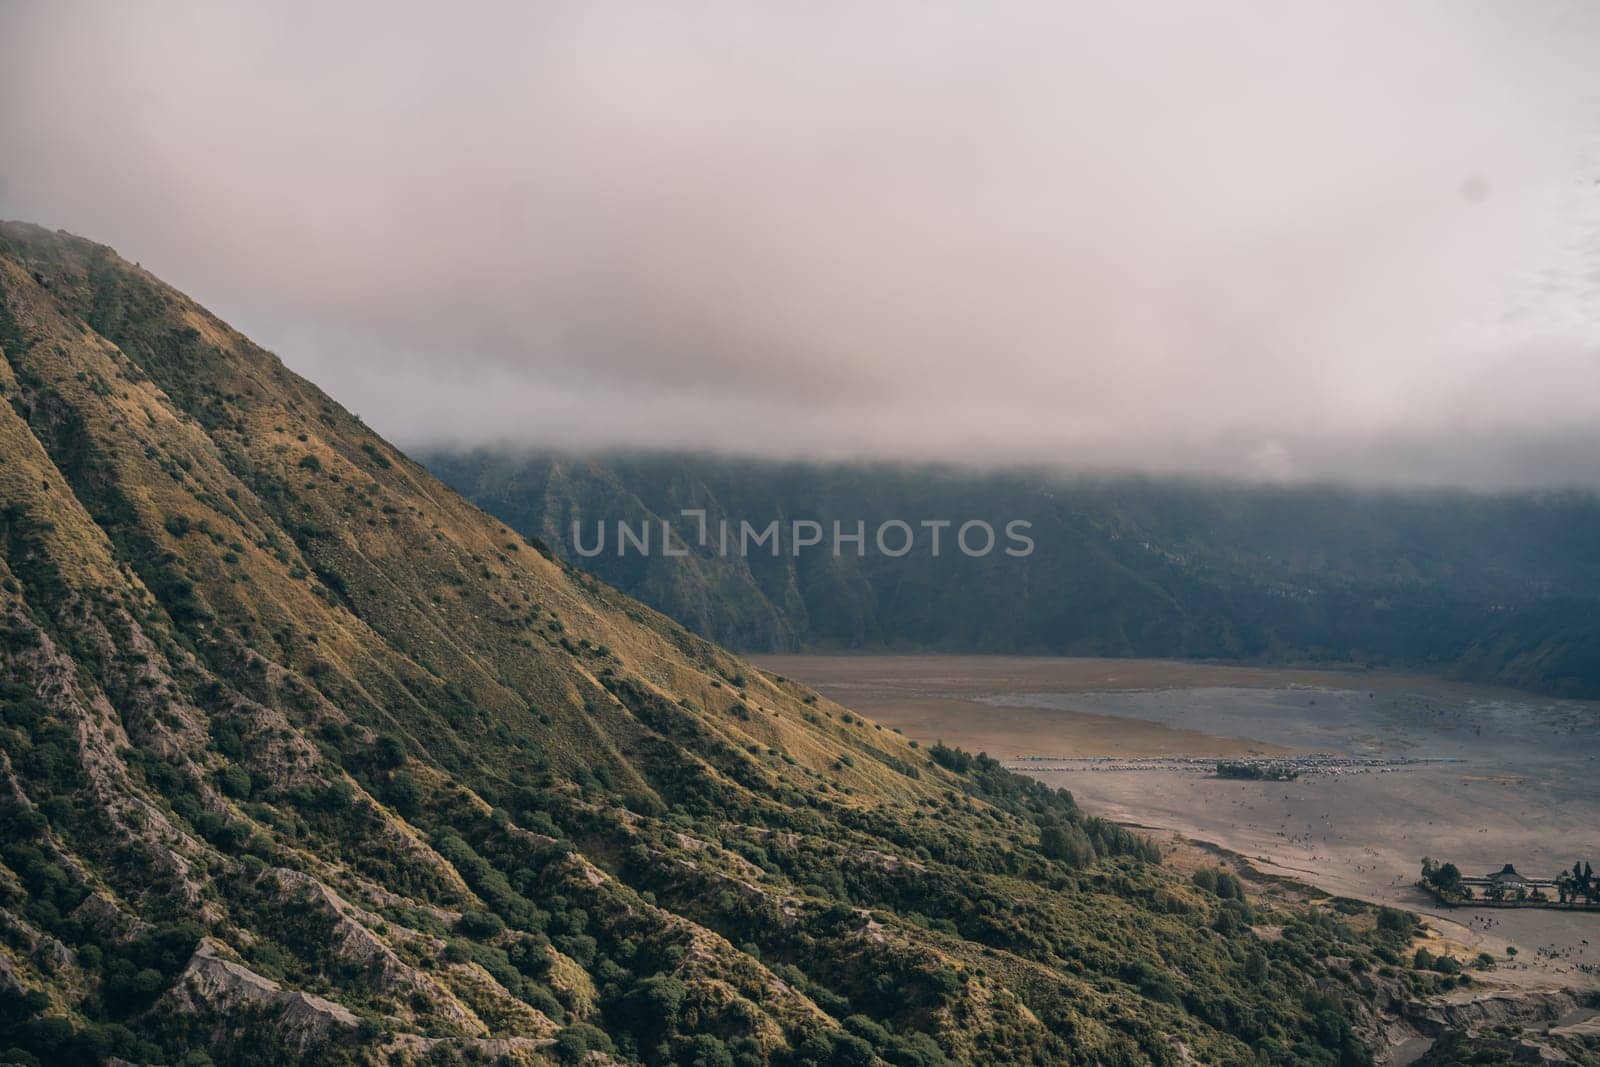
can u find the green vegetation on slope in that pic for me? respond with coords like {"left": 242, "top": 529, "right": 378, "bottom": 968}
{"left": 424, "top": 450, "right": 1600, "bottom": 698}
{"left": 0, "top": 221, "right": 1475, "bottom": 1065}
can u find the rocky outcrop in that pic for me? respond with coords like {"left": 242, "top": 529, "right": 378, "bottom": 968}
{"left": 68, "top": 890, "right": 147, "bottom": 944}
{"left": 255, "top": 869, "right": 492, "bottom": 1035}
{"left": 1368, "top": 987, "right": 1586, "bottom": 1065}
{"left": 1401, "top": 989, "right": 1576, "bottom": 1037}
{"left": 161, "top": 938, "right": 359, "bottom": 1055}
{"left": 1417, "top": 1028, "right": 1576, "bottom": 1066}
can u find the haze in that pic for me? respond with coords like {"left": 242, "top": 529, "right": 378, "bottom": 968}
{"left": 3, "top": 1, "right": 1599, "bottom": 487}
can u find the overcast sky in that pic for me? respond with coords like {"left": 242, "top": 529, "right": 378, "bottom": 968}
{"left": 3, "top": 1, "right": 1599, "bottom": 487}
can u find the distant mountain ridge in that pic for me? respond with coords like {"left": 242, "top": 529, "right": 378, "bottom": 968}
{"left": 423, "top": 450, "right": 1600, "bottom": 699}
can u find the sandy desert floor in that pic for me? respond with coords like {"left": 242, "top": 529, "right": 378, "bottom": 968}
{"left": 757, "top": 655, "right": 1600, "bottom": 991}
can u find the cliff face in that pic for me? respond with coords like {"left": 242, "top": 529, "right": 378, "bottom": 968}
{"left": 0, "top": 221, "right": 1418, "bottom": 1065}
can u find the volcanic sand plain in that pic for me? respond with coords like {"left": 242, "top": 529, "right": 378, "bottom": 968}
{"left": 757, "top": 655, "right": 1600, "bottom": 991}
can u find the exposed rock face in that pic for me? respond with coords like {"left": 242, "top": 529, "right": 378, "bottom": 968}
{"left": 163, "top": 939, "right": 359, "bottom": 1054}
{"left": 1402, "top": 989, "right": 1576, "bottom": 1036}
{"left": 1414, "top": 1028, "right": 1580, "bottom": 1066}
{"left": 68, "top": 891, "right": 147, "bottom": 944}
{"left": 1363, "top": 984, "right": 1593, "bottom": 1065}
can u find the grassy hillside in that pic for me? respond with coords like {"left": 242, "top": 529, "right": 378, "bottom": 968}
{"left": 424, "top": 451, "right": 1600, "bottom": 698}
{"left": 0, "top": 221, "right": 1487, "bottom": 1066}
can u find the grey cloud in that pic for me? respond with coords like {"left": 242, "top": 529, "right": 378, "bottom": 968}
{"left": 3, "top": 0, "right": 1599, "bottom": 487}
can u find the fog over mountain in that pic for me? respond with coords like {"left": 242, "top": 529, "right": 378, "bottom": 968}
{"left": 3, "top": 1, "right": 1599, "bottom": 486}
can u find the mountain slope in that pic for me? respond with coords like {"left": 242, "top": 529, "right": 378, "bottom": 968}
{"left": 424, "top": 450, "right": 1600, "bottom": 698}
{"left": 0, "top": 222, "right": 1439, "bottom": 1066}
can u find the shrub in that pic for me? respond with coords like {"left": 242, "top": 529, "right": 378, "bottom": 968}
{"left": 456, "top": 910, "right": 506, "bottom": 940}
{"left": 554, "top": 1023, "right": 613, "bottom": 1062}
{"left": 217, "top": 764, "right": 252, "bottom": 799}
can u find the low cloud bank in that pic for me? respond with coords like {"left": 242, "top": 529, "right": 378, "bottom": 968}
{"left": 3, "top": 2, "right": 1598, "bottom": 487}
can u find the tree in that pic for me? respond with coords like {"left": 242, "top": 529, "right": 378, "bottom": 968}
{"left": 455, "top": 910, "right": 505, "bottom": 939}
{"left": 1420, "top": 858, "right": 1461, "bottom": 897}
{"left": 1040, "top": 822, "right": 1094, "bottom": 868}
{"left": 553, "top": 1023, "right": 613, "bottom": 1063}
{"left": 622, "top": 975, "right": 687, "bottom": 1045}
{"left": 1376, "top": 907, "right": 1415, "bottom": 939}
{"left": 680, "top": 1034, "right": 735, "bottom": 1067}
{"left": 369, "top": 734, "right": 406, "bottom": 770}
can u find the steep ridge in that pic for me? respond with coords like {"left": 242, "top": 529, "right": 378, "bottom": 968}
{"left": 0, "top": 222, "right": 1445, "bottom": 1065}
